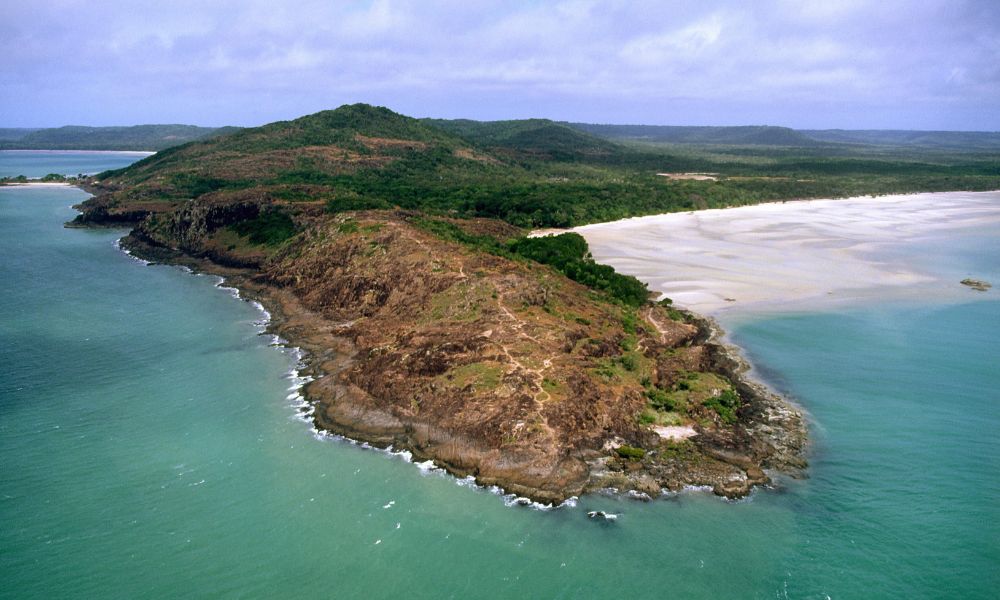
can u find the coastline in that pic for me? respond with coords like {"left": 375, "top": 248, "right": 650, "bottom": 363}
{"left": 80, "top": 186, "right": 997, "bottom": 505}
{"left": 125, "top": 237, "right": 806, "bottom": 505}
{"left": 573, "top": 190, "right": 1000, "bottom": 316}
{"left": 112, "top": 207, "right": 808, "bottom": 505}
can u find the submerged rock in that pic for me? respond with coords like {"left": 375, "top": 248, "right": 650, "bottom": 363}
{"left": 960, "top": 278, "right": 991, "bottom": 292}
{"left": 587, "top": 510, "right": 620, "bottom": 521}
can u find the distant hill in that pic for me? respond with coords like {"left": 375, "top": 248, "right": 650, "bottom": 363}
{"left": 567, "top": 123, "right": 820, "bottom": 146}
{"left": 800, "top": 129, "right": 1000, "bottom": 151}
{"left": 423, "top": 118, "right": 619, "bottom": 160}
{"left": 0, "top": 124, "right": 231, "bottom": 151}
{"left": 107, "top": 104, "right": 466, "bottom": 187}
{"left": 0, "top": 128, "right": 42, "bottom": 142}
{"left": 569, "top": 122, "right": 1000, "bottom": 151}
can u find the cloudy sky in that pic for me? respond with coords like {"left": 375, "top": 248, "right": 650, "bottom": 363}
{"left": 3, "top": 0, "right": 998, "bottom": 129}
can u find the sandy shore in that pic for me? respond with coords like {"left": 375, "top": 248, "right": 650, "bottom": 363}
{"left": 574, "top": 191, "right": 1000, "bottom": 315}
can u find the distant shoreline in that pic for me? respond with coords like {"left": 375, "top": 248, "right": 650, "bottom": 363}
{"left": 0, "top": 149, "right": 155, "bottom": 155}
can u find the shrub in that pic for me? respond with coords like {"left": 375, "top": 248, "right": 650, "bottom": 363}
{"left": 508, "top": 234, "right": 649, "bottom": 307}
{"left": 621, "top": 309, "right": 638, "bottom": 333}
{"left": 337, "top": 220, "right": 360, "bottom": 234}
{"left": 616, "top": 445, "right": 646, "bottom": 460}
{"left": 645, "top": 387, "right": 674, "bottom": 411}
{"left": 703, "top": 388, "right": 740, "bottom": 424}
{"left": 231, "top": 209, "right": 297, "bottom": 246}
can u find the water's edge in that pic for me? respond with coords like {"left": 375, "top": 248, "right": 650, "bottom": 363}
{"left": 109, "top": 210, "right": 808, "bottom": 507}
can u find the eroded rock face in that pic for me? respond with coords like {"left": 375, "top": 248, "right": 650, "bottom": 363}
{"left": 119, "top": 208, "right": 807, "bottom": 503}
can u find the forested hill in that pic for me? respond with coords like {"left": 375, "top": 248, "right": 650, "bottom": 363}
{"left": 799, "top": 129, "right": 1000, "bottom": 151}
{"left": 567, "top": 123, "right": 820, "bottom": 146}
{"left": 79, "top": 103, "right": 1000, "bottom": 229}
{"left": 567, "top": 122, "right": 1000, "bottom": 151}
{"left": 422, "top": 118, "right": 620, "bottom": 160}
{"left": 0, "top": 124, "right": 232, "bottom": 151}
{"left": 0, "top": 128, "right": 42, "bottom": 142}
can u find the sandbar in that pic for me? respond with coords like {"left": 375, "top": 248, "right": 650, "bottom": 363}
{"left": 574, "top": 191, "right": 1000, "bottom": 315}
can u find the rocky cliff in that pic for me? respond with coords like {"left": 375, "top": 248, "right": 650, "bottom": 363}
{"left": 105, "top": 194, "right": 806, "bottom": 503}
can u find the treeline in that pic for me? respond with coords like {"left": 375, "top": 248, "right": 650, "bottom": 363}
{"left": 508, "top": 233, "right": 649, "bottom": 306}
{"left": 408, "top": 217, "right": 649, "bottom": 306}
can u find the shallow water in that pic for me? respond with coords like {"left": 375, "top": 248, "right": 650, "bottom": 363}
{"left": 0, "top": 150, "right": 150, "bottom": 178}
{"left": 2, "top": 154, "right": 997, "bottom": 598}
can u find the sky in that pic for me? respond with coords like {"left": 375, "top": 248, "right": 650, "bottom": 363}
{"left": 2, "top": 0, "right": 998, "bottom": 130}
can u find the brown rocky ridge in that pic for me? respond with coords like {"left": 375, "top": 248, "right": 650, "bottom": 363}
{"left": 74, "top": 189, "right": 807, "bottom": 505}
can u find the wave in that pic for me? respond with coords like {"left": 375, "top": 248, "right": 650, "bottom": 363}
{"left": 117, "top": 248, "right": 583, "bottom": 512}
{"left": 112, "top": 237, "right": 150, "bottom": 265}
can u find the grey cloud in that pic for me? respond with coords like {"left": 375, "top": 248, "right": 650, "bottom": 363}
{"left": 1, "top": 0, "right": 997, "bottom": 129}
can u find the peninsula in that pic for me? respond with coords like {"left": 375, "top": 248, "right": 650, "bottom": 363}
{"left": 67, "top": 104, "right": 999, "bottom": 503}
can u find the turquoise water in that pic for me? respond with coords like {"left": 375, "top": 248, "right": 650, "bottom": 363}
{"left": 2, "top": 154, "right": 998, "bottom": 598}
{"left": 0, "top": 150, "right": 149, "bottom": 178}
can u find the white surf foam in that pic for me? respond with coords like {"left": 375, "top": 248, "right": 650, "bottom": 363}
{"left": 112, "top": 237, "right": 150, "bottom": 265}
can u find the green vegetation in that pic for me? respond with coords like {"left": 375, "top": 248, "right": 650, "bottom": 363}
{"left": 0, "top": 128, "right": 41, "bottom": 142}
{"left": 406, "top": 222, "right": 650, "bottom": 307}
{"left": 638, "top": 372, "right": 742, "bottom": 425}
{"left": 569, "top": 122, "right": 1000, "bottom": 152}
{"left": 645, "top": 387, "right": 674, "bottom": 411}
{"left": 508, "top": 234, "right": 649, "bottom": 306}
{"left": 703, "top": 389, "right": 741, "bottom": 425}
{"left": 1, "top": 174, "right": 76, "bottom": 185}
{"left": 568, "top": 123, "right": 819, "bottom": 146}
{"left": 410, "top": 217, "right": 508, "bottom": 255}
{"left": 442, "top": 361, "right": 504, "bottom": 391}
{"left": 615, "top": 445, "right": 646, "bottom": 460}
{"left": 93, "top": 104, "right": 1000, "bottom": 232}
{"left": 0, "top": 124, "right": 229, "bottom": 151}
{"left": 230, "top": 210, "right": 296, "bottom": 246}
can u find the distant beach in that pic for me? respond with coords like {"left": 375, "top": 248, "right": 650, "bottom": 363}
{"left": 0, "top": 149, "right": 155, "bottom": 155}
{"left": 574, "top": 191, "right": 1000, "bottom": 315}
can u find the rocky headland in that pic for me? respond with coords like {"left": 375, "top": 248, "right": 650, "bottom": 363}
{"left": 68, "top": 104, "right": 808, "bottom": 504}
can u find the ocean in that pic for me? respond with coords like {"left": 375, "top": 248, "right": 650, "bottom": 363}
{"left": 1, "top": 152, "right": 997, "bottom": 598}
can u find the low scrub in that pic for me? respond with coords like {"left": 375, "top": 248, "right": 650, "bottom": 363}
{"left": 230, "top": 209, "right": 297, "bottom": 246}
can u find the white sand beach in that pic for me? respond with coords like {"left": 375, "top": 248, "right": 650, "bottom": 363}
{"left": 574, "top": 191, "right": 1000, "bottom": 315}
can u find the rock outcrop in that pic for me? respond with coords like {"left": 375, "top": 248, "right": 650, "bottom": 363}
{"left": 115, "top": 208, "right": 808, "bottom": 503}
